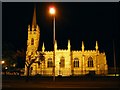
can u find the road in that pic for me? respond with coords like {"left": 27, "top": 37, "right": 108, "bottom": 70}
{"left": 2, "top": 81, "right": 120, "bottom": 88}
{"left": 1, "top": 75, "right": 120, "bottom": 89}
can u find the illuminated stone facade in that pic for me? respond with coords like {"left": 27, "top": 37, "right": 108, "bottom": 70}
{"left": 24, "top": 6, "right": 108, "bottom": 76}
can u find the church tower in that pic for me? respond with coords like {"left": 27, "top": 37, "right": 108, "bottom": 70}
{"left": 26, "top": 5, "right": 40, "bottom": 56}
{"left": 25, "top": 5, "right": 40, "bottom": 75}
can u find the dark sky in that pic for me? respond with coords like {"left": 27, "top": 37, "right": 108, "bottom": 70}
{"left": 2, "top": 2, "right": 119, "bottom": 67}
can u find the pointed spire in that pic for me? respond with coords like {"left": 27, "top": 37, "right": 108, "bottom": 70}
{"left": 32, "top": 4, "right": 37, "bottom": 28}
{"left": 68, "top": 40, "right": 71, "bottom": 50}
{"left": 95, "top": 41, "right": 98, "bottom": 50}
{"left": 42, "top": 42, "right": 45, "bottom": 52}
{"left": 82, "top": 41, "right": 85, "bottom": 52}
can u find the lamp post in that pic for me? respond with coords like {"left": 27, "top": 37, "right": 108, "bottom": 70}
{"left": 113, "top": 40, "right": 116, "bottom": 76}
{"left": 49, "top": 7, "right": 56, "bottom": 81}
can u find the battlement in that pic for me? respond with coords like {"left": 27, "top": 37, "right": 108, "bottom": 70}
{"left": 85, "top": 50, "right": 96, "bottom": 52}
{"left": 56, "top": 49, "right": 68, "bottom": 52}
{"left": 44, "top": 51, "right": 53, "bottom": 53}
{"left": 72, "top": 50, "right": 81, "bottom": 52}
{"left": 100, "top": 52, "right": 105, "bottom": 55}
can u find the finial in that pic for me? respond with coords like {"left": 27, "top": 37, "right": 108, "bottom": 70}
{"left": 42, "top": 42, "right": 45, "bottom": 52}
{"left": 82, "top": 41, "right": 85, "bottom": 51}
{"left": 95, "top": 41, "right": 98, "bottom": 50}
{"left": 68, "top": 40, "right": 71, "bottom": 50}
{"left": 55, "top": 40, "right": 57, "bottom": 50}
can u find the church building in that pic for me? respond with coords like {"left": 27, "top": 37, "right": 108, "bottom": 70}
{"left": 24, "top": 6, "right": 108, "bottom": 76}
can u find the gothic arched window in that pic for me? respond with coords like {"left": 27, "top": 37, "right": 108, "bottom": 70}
{"left": 60, "top": 56, "right": 65, "bottom": 68}
{"left": 31, "top": 38, "right": 34, "bottom": 45}
{"left": 74, "top": 58, "right": 79, "bottom": 67}
{"left": 47, "top": 58, "right": 53, "bottom": 68}
{"left": 88, "top": 56, "right": 94, "bottom": 67}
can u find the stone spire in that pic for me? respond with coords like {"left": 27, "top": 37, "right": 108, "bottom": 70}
{"left": 32, "top": 4, "right": 37, "bottom": 28}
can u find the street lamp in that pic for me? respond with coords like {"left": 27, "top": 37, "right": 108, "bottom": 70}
{"left": 49, "top": 7, "right": 55, "bottom": 15}
{"left": 113, "top": 40, "right": 116, "bottom": 76}
{"left": 49, "top": 7, "right": 56, "bottom": 81}
{"left": 2, "top": 61, "right": 5, "bottom": 64}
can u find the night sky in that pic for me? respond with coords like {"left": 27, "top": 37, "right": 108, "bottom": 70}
{"left": 2, "top": 2, "right": 119, "bottom": 67}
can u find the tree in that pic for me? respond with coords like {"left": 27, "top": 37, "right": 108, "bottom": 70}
{"left": 15, "top": 49, "right": 26, "bottom": 68}
{"left": 2, "top": 42, "right": 17, "bottom": 69}
{"left": 2, "top": 41, "right": 27, "bottom": 75}
{"left": 25, "top": 51, "right": 45, "bottom": 81}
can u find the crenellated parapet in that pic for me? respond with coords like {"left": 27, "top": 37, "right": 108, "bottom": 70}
{"left": 44, "top": 51, "right": 53, "bottom": 54}
{"left": 84, "top": 50, "right": 97, "bottom": 54}
{"left": 72, "top": 50, "right": 80, "bottom": 52}
{"left": 99, "top": 52, "right": 105, "bottom": 55}
{"left": 85, "top": 50, "right": 96, "bottom": 52}
{"left": 56, "top": 49, "right": 68, "bottom": 52}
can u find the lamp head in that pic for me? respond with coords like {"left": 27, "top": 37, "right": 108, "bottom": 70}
{"left": 2, "top": 61, "right": 5, "bottom": 64}
{"left": 49, "top": 7, "right": 55, "bottom": 15}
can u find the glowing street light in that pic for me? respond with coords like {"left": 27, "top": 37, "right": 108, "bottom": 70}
{"left": 5, "top": 66, "right": 8, "bottom": 70}
{"left": 2, "top": 61, "right": 5, "bottom": 64}
{"left": 49, "top": 7, "right": 56, "bottom": 81}
{"left": 49, "top": 7, "right": 55, "bottom": 15}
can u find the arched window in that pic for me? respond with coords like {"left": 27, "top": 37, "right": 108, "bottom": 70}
{"left": 31, "top": 38, "right": 34, "bottom": 45}
{"left": 47, "top": 58, "right": 53, "bottom": 68}
{"left": 74, "top": 58, "right": 79, "bottom": 67}
{"left": 60, "top": 56, "right": 65, "bottom": 68}
{"left": 88, "top": 56, "right": 94, "bottom": 67}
